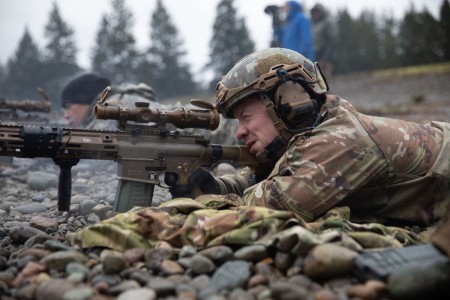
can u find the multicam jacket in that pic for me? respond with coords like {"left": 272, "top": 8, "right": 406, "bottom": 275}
{"left": 217, "top": 96, "right": 450, "bottom": 225}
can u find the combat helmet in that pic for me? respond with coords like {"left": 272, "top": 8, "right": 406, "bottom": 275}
{"left": 216, "top": 48, "right": 329, "bottom": 159}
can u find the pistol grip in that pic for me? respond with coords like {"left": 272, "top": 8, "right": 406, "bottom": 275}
{"left": 53, "top": 158, "right": 79, "bottom": 211}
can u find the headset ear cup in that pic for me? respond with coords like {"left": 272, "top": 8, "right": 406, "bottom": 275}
{"left": 274, "top": 82, "right": 316, "bottom": 126}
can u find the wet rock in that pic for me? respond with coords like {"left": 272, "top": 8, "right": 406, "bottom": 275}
{"left": 147, "top": 277, "right": 176, "bottom": 297}
{"left": 160, "top": 259, "right": 184, "bottom": 276}
{"left": 29, "top": 216, "right": 59, "bottom": 232}
{"left": 35, "top": 279, "right": 76, "bottom": 300}
{"left": 270, "top": 280, "right": 309, "bottom": 300}
{"left": 123, "top": 248, "right": 145, "bottom": 266}
{"left": 274, "top": 250, "right": 296, "bottom": 273}
{"left": 101, "top": 250, "right": 127, "bottom": 275}
{"left": 303, "top": 243, "right": 358, "bottom": 280}
{"left": 13, "top": 203, "right": 48, "bottom": 215}
{"left": 40, "top": 251, "right": 88, "bottom": 271}
{"left": 26, "top": 171, "right": 58, "bottom": 191}
{"left": 9, "top": 225, "right": 46, "bottom": 244}
{"left": 116, "top": 288, "right": 156, "bottom": 300}
{"left": 234, "top": 244, "right": 268, "bottom": 262}
{"left": 211, "top": 260, "right": 251, "bottom": 291}
{"left": 79, "top": 199, "right": 98, "bottom": 216}
{"left": 189, "top": 254, "right": 216, "bottom": 275}
{"left": 62, "top": 286, "right": 94, "bottom": 300}
{"left": 199, "top": 245, "right": 234, "bottom": 264}
{"left": 109, "top": 280, "right": 141, "bottom": 296}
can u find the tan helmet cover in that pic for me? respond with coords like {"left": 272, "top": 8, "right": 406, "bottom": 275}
{"left": 216, "top": 48, "right": 328, "bottom": 119}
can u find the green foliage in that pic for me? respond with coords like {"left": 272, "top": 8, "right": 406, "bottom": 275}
{"left": 440, "top": 0, "right": 450, "bottom": 60}
{"left": 41, "top": 2, "right": 80, "bottom": 107}
{"left": 137, "top": 0, "right": 197, "bottom": 99}
{"left": 44, "top": 3, "right": 77, "bottom": 64}
{"left": 1, "top": 1, "right": 449, "bottom": 101}
{"left": 378, "top": 15, "right": 401, "bottom": 69}
{"left": 207, "top": 0, "right": 255, "bottom": 90}
{"left": 1, "top": 28, "right": 45, "bottom": 99}
{"left": 353, "top": 11, "right": 381, "bottom": 71}
{"left": 398, "top": 6, "right": 442, "bottom": 66}
{"left": 333, "top": 9, "right": 357, "bottom": 73}
{"left": 91, "top": 0, "right": 139, "bottom": 84}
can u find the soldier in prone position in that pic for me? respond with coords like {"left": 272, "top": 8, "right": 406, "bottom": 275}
{"left": 170, "top": 47, "right": 450, "bottom": 227}
{"left": 61, "top": 73, "right": 160, "bottom": 130}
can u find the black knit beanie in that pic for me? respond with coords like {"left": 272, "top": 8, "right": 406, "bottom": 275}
{"left": 61, "top": 73, "right": 111, "bottom": 108}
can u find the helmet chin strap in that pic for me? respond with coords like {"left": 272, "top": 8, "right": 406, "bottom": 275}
{"left": 258, "top": 93, "right": 295, "bottom": 161}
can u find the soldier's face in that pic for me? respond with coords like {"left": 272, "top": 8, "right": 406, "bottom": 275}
{"left": 63, "top": 103, "right": 90, "bottom": 127}
{"left": 233, "top": 95, "right": 279, "bottom": 156}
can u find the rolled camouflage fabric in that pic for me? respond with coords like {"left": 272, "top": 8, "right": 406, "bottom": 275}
{"left": 67, "top": 196, "right": 425, "bottom": 252}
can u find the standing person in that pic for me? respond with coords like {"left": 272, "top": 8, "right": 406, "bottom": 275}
{"left": 274, "top": 1, "right": 315, "bottom": 61}
{"left": 171, "top": 47, "right": 450, "bottom": 227}
{"left": 311, "top": 3, "right": 338, "bottom": 82}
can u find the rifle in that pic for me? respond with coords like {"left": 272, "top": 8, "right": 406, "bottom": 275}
{"left": 0, "top": 88, "right": 53, "bottom": 127}
{"left": 0, "top": 88, "right": 257, "bottom": 212}
{"left": 0, "top": 88, "right": 52, "bottom": 113}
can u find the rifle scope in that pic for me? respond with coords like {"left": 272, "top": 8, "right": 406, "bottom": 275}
{"left": 94, "top": 102, "right": 220, "bottom": 130}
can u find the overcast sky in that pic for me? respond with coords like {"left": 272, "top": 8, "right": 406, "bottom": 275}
{"left": 0, "top": 0, "right": 442, "bottom": 82}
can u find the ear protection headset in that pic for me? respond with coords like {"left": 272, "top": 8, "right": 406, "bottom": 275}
{"left": 270, "top": 67, "right": 326, "bottom": 131}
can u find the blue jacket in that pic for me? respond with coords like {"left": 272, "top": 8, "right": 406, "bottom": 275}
{"left": 275, "top": 1, "right": 315, "bottom": 61}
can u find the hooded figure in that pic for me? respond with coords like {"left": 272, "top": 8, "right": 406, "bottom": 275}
{"left": 275, "top": 1, "right": 315, "bottom": 61}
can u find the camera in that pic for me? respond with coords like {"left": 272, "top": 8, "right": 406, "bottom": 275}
{"left": 264, "top": 5, "right": 281, "bottom": 15}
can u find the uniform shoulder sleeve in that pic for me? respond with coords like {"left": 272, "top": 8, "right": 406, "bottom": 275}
{"left": 239, "top": 110, "right": 388, "bottom": 221}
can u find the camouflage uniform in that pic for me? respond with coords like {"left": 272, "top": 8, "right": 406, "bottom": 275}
{"left": 217, "top": 96, "right": 450, "bottom": 225}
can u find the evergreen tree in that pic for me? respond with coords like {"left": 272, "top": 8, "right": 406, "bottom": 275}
{"left": 42, "top": 2, "right": 80, "bottom": 107}
{"left": 207, "top": 0, "right": 255, "bottom": 89}
{"left": 378, "top": 15, "right": 400, "bottom": 69}
{"left": 0, "top": 63, "right": 5, "bottom": 95}
{"left": 398, "top": 6, "right": 441, "bottom": 65}
{"left": 91, "top": 0, "right": 139, "bottom": 84}
{"left": 2, "top": 28, "right": 45, "bottom": 99}
{"left": 440, "top": 0, "right": 450, "bottom": 60}
{"left": 138, "top": 0, "right": 197, "bottom": 99}
{"left": 351, "top": 11, "right": 381, "bottom": 71}
{"left": 334, "top": 9, "right": 358, "bottom": 73}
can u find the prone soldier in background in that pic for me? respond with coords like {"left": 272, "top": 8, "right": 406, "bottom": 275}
{"left": 60, "top": 73, "right": 239, "bottom": 146}
{"left": 61, "top": 73, "right": 158, "bottom": 130}
{"left": 60, "top": 73, "right": 237, "bottom": 207}
{"left": 60, "top": 73, "right": 173, "bottom": 207}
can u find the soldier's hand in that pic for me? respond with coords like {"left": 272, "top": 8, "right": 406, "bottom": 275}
{"left": 169, "top": 167, "right": 220, "bottom": 199}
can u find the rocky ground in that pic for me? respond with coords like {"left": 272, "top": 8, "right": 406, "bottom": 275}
{"left": 0, "top": 69, "right": 449, "bottom": 300}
